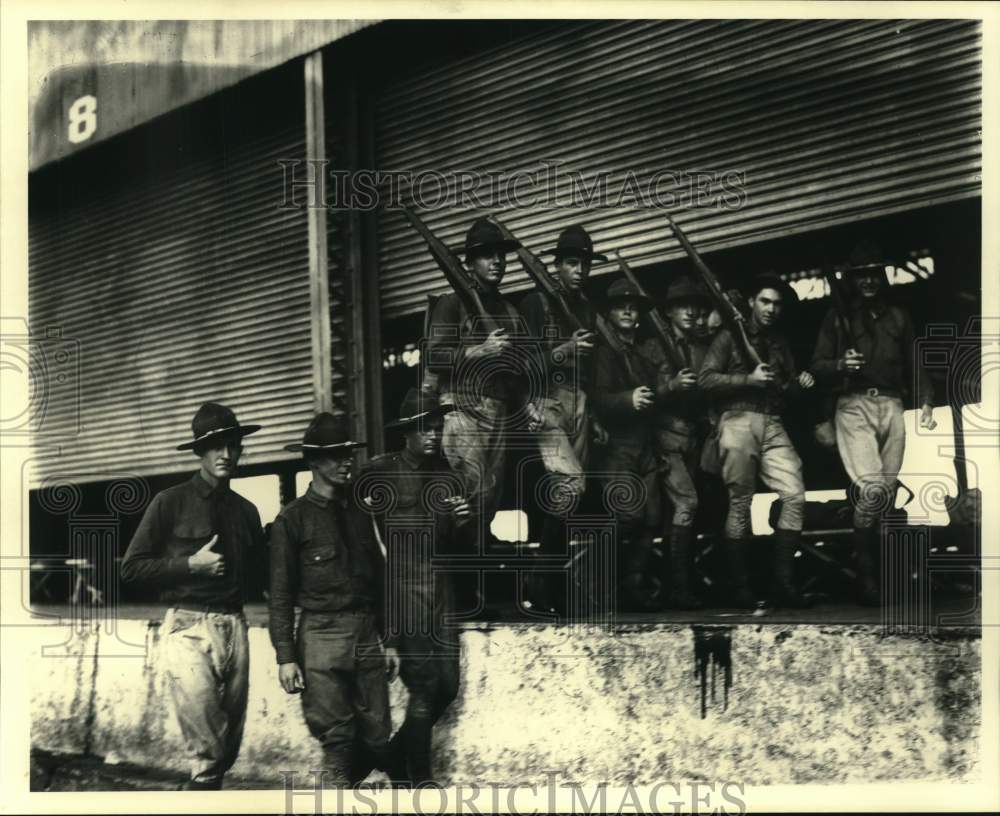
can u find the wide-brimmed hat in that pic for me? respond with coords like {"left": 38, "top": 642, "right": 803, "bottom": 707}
{"left": 457, "top": 217, "right": 521, "bottom": 257}
{"left": 542, "top": 225, "right": 608, "bottom": 263}
{"left": 284, "top": 412, "right": 366, "bottom": 456}
{"left": 384, "top": 387, "right": 454, "bottom": 431}
{"left": 845, "top": 239, "right": 891, "bottom": 274}
{"left": 663, "top": 276, "right": 712, "bottom": 307}
{"left": 603, "top": 278, "right": 653, "bottom": 311}
{"left": 176, "top": 402, "right": 261, "bottom": 451}
{"left": 747, "top": 273, "right": 799, "bottom": 307}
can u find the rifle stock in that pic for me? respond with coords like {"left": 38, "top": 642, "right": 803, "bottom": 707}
{"left": 664, "top": 215, "right": 762, "bottom": 370}
{"left": 402, "top": 206, "right": 498, "bottom": 332}
{"left": 614, "top": 250, "right": 686, "bottom": 372}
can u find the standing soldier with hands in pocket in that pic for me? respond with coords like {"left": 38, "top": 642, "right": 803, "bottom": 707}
{"left": 121, "top": 402, "right": 265, "bottom": 791}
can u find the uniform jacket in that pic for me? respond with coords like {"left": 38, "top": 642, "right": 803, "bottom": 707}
{"left": 268, "top": 484, "right": 385, "bottom": 665}
{"left": 519, "top": 289, "right": 597, "bottom": 394}
{"left": 121, "top": 472, "right": 263, "bottom": 611}
{"left": 591, "top": 332, "right": 658, "bottom": 444}
{"left": 811, "top": 298, "right": 934, "bottom": 407}
{"left": 642, "top": 330, "right": 710, "bottom": 432}
{"left": 698, "top": 323, "right": 802, "bottom": 415}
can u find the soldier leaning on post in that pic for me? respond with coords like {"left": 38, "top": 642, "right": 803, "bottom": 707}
{"left": 590, "top": 278, "right": 663, "bottom": 612}
{"left": 267, "top": 413, "right": 394, "bottom": 787}
{"left": 641, "top": 277, "right": 714, "bottom": 609}
{"left": 423, "top": 218, "right": 526, "bottom": 555}
{"left": 518, "top": 225, "right": 602, "bottom": 609}
{"left": 810, "top": 239, "right": 936, "bottom": 605}
{"left": 356, "top": 388, "right": 469, "bottom": 785}
{"left": 698, "top": 275, "right": 815, "bottom": 609}
{"left": 121, "top": 402, "right": 265, "bottom": 791}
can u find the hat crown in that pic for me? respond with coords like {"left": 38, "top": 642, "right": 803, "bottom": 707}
{"left": 191, "top": 402, "right": 239, "bottom": 439}
{"left": 555, "top": 225, "right": 594, "bottom": 254}
{"left": 605, "top": 278, "right": 643, "bottom": 301}
{"left": 464, "top": 217, "right": 509, "bottom": 253}
{"left": 397, "top": 387, "right": 442, "bottom": 420}
{"left": 303, "top": 412, "right": 353, "bottom": 447}
{"left": 848, "top": 239, "right": 887, "bottom": 269}
{"left": 664, "top": 276, "right": 710, "bottom": 304}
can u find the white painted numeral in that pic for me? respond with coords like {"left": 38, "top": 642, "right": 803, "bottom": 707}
{"left": 67, "top": 95, "right": 97, "bottom": 144}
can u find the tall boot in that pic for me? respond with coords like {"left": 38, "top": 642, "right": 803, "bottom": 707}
{"left": 853, "top": 526, "right": 880, "bottom": 606}
{"left": 771, "top": 529, "right": 812, "bottom": 608}
{"left": 526, "top": 514, "right": 565, "bottom": 614}
{"left": 402, "top": 716, "right": 434, "bottom": 785}
{"left": 724, "top": 537, "right": 757, "bottom": 609}
{"left": 622, "top": 530, "right": 659, "bottom": 612}
{"left": 662, "top": 526, "right": 703, "bottom": 610}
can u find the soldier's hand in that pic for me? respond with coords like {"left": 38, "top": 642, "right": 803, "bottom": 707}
{"left": 919, "top": 404, "right": 938, "bottom": 430}
{"left": 841, "top": 348, "right": 865, "bottom": 371}
{"left": 188, "top": 535, "right": 224, "bottom": 577}
{"left": 632, "top": 386, "right": 655, "bottom": 410}
{"left": 749, "top": 363, "right": 775, "bottom": 386}
{"left": 798, "top": 371, "right": 815, "bottom": 389}
{"left": 591, "top": 418, "right": 609, "bottom": 446}
{"left": 278, "top": 662, "right": 305, "bottom": 694}
{"left": 448, "top": 496, "right": 471, "bottom": 518}
{"left": 470, "top": 328, "right": 511, "bottom": 359}
{"left": 673, "top": 368, "right": 698, "bottom": 390}
{"left": 384, "top": 646, "right": 400, "bottom": 682}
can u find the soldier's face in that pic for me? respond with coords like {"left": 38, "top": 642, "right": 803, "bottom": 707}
{"left": 693, "top": 307, "right": 712, "bottom": 338}
{"left": 749, "top": 288, "right": 783, "bottom": 327}
{"left": 667, "top": 300, "right": 700, "bottom": 334}
{"left": 854, "top": 269, "right": 884, "bottom": 299}
{"left": 555, "top": 254, "right": 590, "bottom": 292}
{"left": 608, "top": 301, "right": 639, "bottom": 332}
{"left": 467, "top": 249, "right": 506, "bottom": 288}
{"left": 405, "top": 418, "right": 443, "bottom": 457}
{"left": 312, "top": 454, "right": 353, "bottom": 487}
{"left": 198, "top": 437, "right": 242, "bottom": 480}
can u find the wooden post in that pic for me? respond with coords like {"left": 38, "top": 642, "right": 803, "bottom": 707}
{"left": 304, "top": 51, "right": 332, "bottom": 414}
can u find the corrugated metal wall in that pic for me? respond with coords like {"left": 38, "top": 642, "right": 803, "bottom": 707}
{"left": 28, "top": 66, "right": 315, "bottom": 484}
{"left": 373, "top": 18, "right": 981, "bottom": 318}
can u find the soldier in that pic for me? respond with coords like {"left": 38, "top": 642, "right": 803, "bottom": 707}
{"left": 811, "top": 239, "right": 936, "bottom": 605}
{"left": 642, "top": 277, "right": 714, "bottom": 609}
{"left": 121, "top": 402, "right": 264, "bottom": 791}
{"left": 356, "top": 388, "right": 469, "bottom": 784}
{"left": 698, "top": 275, "right": 815, "bottom": 609}
{"left": 268, "top": 413, "right": 393, "bottom": 786}
{"left": 519, "top": 225, "right": 602, "bottom": 609}
{"left": 591, "top": 278, "right": 662, "bottom": 612}
{"left": 423, "top": 217, "right": 526, "bottom": 557}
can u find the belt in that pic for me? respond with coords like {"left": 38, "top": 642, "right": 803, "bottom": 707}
{"left": 849, "top": 387, "right": 902, "bottom": 399}
{"left": 173, "top": 602, "right": 243, "bottom": 615}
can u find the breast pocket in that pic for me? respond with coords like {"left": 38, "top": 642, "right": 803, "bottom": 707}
{"left": 170, "top": 521, "right": 213, "bottom": 558}
{"left": 300, "top": 542, "right": 349, "bottom": 595}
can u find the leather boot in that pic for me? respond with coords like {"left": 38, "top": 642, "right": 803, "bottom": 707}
{"left": 853, "top": 526, "right": 880, "bottom": 606}
{"left": 662, "top": 526, "right": 703, "bottom": 609}
{"left": 724, "top": 537, "right": 757, "bottom": 609}
{"left": 621, "top": 530, "right": 659, "bottom": 612}
{"left": 402, "top": 716, "right": 434, "bottom": 785}
{"left": 771, "top": 529, "right": 812, "bottom": 608}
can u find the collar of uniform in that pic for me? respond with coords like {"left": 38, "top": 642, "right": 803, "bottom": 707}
{"left": 850, "top": 296, "right": 888, "bottom": 318}
{"left": 192, "top": 471, "right": 229, "bottom": 499}
{"left": 304, "top": 483, "right": 333, "bottom": 508}
{"left": 400, "top": 448, "right": 423, "bottom": 470}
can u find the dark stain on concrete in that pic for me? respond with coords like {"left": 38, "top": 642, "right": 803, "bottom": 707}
{"left": 692, "top": 626, "right": 733, "bottom": 718}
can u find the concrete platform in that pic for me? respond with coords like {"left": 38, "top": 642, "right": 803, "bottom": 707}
{"left": 29, "top": 602, "right": 981, "bottom": 788}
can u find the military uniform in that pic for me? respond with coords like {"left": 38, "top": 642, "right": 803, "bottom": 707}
{"left": 357, "top": 436, "right": 461, "bottom": 784}
{"left": 121, "top": 403, "right": 263, "bottom": 790}
{"left": 698, "top": 278, "right": 810, "bottom": 607}
{"left": 268, "top": 415, "right": 391, "bottom": 786}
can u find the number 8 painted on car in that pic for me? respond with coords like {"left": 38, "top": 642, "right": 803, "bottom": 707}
{"left": 67, "top": 95, "right": 97, "bottom": 144}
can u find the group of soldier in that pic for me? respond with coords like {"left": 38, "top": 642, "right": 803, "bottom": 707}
{"left": 118, "top": 213, "right": 934, "bottom": 791}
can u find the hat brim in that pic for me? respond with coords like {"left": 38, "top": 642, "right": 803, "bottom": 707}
{"left": 384, "top": 404, "right": 454, "bottom": 431}
{"left": 177, "top": 424, "right": 261, "bottom": 451}
{"left": 845, "top": 262, "right": 889, "bottom": 275}
{"left": 749, "top": 277, "right": 799, "bottom": 307}
{"left": 284, "top": 441, "right": 367, "bottom": 455}
{"left": 605, "top": 294, "right": 654, "bottom": 311}
{"left": 664, "top": 291, "right": 713, "bottom": 307}
{"left": 455, "top": 238, "right": 522, "bottom": 256}
{"left": 542, "top": 249, "right": 609, "bottom": 263}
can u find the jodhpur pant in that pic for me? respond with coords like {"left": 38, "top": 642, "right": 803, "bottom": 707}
{"left": 656, "top": 425, "right": 700, "bottom": 529}
{"left": 161, "top": 608, "right": 249, "bottom": 786}
{"left": 297, "top": 609, "right": 392, "bottom": 785}
{"left": 441, "top": 395, "right": 507, "bottom": 546}
{"left": 835, "top": 393, "right": 906, "bottom": 528}
{"left": 532, "top": 384, "right": 589, "bottom": 511}
{"left": 717, "top": 410, "right": 805, "bottom": 539}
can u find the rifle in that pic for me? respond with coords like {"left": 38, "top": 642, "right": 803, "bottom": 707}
{"left": 402, "top": 206, "right": 499, "bottom": 333}
{"left": 487, "top": 215, "right": 639, "bottom": 382}
{"left": 665, "top": 215, "right": 763, "bottom": 371}
{"left": 820, "top": 256, "right": 856, "bottom": 358}
{"left": 614, "top": 250, "right": 687, "bottom": 372}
